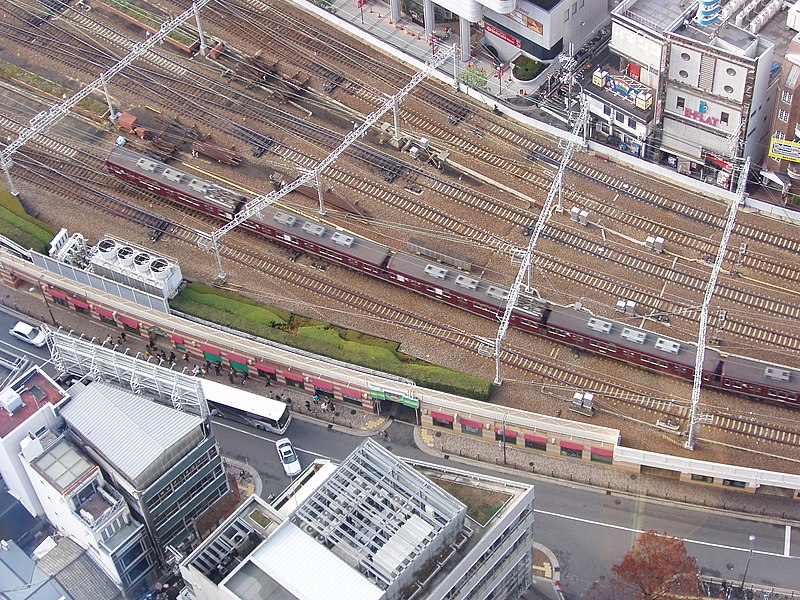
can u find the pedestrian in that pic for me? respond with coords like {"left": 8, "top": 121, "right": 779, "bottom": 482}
{"left": 205, "top": 360, "right": 211, "bottom": 373}
{"left": 265, "top": 377, "right": 271, "bottom": 387}
{"left": 228, "top": 369, "right": 234, "bottom": 384}
{"left": 305, "top": 400, "right": 311, "bottom": 411}
{"left": 160, "top": 350, "right": 167, "bottom": 362}
{"left": 321, "top": 401, "right": 328, "bottom": 412}
{"left": 268, "top": 390, "right": 274, "bottom": 399}
{"left": 200, "top": 367, "right": 206, "bottom": 377}
{"left": 215, "top": 363, "right": 221, "bottom": 377}
{"left": 240, "top": 374, "right": 247, "bottom": 387}
{"left": 120, "top": 331, "right": 126, "bottom": 342}
{"left": 192, "top": 365, "right": 200, "bottom": 377}
{"left": 312, "top": 394, "right": 319, "bottom": 404}
{"left": 104, "top": 334, "right": 112, "bottom": 345}
{"left": 145, "top": 349, "right": 151, "bottom": 359}
{"left": 183, "top": 352, "right": 189, "bottom": 363}
{"left": 116, "top": 336, "right": 122, "bottom": 346}
{"left": 169, "top": 351, "right": 176, "bottom": 363}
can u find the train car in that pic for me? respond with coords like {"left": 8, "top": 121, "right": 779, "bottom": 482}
{"left": 107, "top": 146, "right": 246, "bottom": 219}
{"left": 717, "top": 354, "right": 800, "bottom": 405}
{"left": 106, "top": 148, "right": 800, "bottom": 406}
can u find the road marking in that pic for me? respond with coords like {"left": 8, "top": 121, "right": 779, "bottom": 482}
{"left": 534, "top": 509, "right": 798, "bottom": 559}
{"left": 786, "top": 525, "right": 792, "bottom": 557}
{"left": 211, "top": 420, "right": 334, "bottom": 460}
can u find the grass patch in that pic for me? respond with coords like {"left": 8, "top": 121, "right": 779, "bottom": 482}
{"left": 170, "top": 282, "right": 493, "bottom": 401}
{"left": 99, "top": 0, "right": 197, "bottom": 47}
{"left": 431, "top": 478, "right": 512, "bottom": 526}
{"left": 249, "top": 509, "right": 271, "bottom": 528}
{"left": 512, "top": 56, "right": 545, "bottom": 81}
{"left": 0, "top": 190, "right": 56, "bottom": 253}
{"left": 0, "top": 60, "right": 109, "bottom": 116}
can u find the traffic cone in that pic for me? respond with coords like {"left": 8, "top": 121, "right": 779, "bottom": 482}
{"left": 369, "top": 6, "right": 373, "bottom": 12}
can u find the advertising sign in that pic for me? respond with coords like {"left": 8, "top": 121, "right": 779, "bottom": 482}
{"left": 768, "top": 138, "right": 800, "bottom": 163}
{"left": 485, "top": 22, "right": 521, "bottom": 48}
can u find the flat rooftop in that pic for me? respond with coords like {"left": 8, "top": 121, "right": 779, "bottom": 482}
{"left": 616, "top": 0, "right": 689, "bottom": 33}
{"left": 0, "top": 368, "right": 66, "bottom": 438}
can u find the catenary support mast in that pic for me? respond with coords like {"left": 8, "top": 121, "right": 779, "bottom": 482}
{"left": 491, "top": 104, "right": 588, "bottom": 384}
{"left": 0, "top": 0, "right": 210, "bottom": 195}
{"left": 202, "top": 45, "right": 459, "bottom": 279}
{"left": 685, "top": 157, "right": 749, "bottom": 449}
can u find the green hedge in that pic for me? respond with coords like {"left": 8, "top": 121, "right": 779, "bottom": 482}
{"left": 0, "top": 190, "right": 56, "bottom": 253}
{"left": 171, "top": 283, "right": 493, "bottom": 401}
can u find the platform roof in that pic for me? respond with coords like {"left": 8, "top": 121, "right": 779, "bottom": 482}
{"left": 60, "top": 381, "right": 201, "bottom": 482}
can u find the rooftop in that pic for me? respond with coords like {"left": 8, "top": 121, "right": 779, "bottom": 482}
{"left": 616, "top": 0, "right": 690, "bottom": 34}
{"left": 0, "top": 538, "right": 73, "bottom": 600}
{"left": 59, "top": 381, "right": 203, "bottom": 484}
{"left": 37, "top": 537, "right": 121, "bottom": 600}
{"left": 30, "top": 437, "right": 96, "bottom": 495}
{"left": 0, "top": 368, "right": 66, "bottom": 438}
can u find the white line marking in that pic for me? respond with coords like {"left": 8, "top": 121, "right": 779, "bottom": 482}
{"left": 211, "top": 420, "right": 332, "bottom": 460}
{"left": 534, "top": 509, "right": 798, "bottom": 559}
{"left": 786, "top": 525, "right": 792, "bottom": 557}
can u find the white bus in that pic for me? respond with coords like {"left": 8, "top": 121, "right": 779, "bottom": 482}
{"left": 201, "top": 379, "right": 291, "bottom": 434}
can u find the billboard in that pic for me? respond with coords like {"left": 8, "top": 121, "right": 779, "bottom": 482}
{"left": 768, "top": 138, "right": 800, "bottom": 163}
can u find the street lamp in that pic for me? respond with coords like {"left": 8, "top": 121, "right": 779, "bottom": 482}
{"left": 740, "top": 534, "right": 756, "bottom": 591}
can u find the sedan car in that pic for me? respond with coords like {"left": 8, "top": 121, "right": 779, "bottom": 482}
{"left": 275, "top": 438, "right": 301, "bottom": 477}
{"left": 9, "top": 321, "right": 47, "bottom": 347}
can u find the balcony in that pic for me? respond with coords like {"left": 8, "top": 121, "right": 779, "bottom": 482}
{"left": 74, "top": 482, "right": 126, "bottom": 531}
{"left": 787, "top": 163, "right": 800, "bottom": 180}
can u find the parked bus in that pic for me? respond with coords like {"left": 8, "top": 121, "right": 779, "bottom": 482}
{"left": 201, "top": 379, "right": 291, "bottom": 434}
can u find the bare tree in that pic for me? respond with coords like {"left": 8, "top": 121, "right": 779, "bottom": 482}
{"left": 587, "top": 530, "right": 699, "bottom": 600}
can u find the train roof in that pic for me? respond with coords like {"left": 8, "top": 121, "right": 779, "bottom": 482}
{"left": 108, "top": 146, "right": 246, "bottom": 210}
{"left": 544, "top": 305, "right": 722, "bottom": 370}
{"left": 386, "top": 251, "right": 543, "bottom": 313}
{"left": 253, "top": 204, "right": 393, "bottom": 268}
{"left": 722, "top": 354, "right": 800, "bottom": 393}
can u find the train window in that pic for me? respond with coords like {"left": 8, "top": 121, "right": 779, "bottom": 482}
{"left": 395, "top": 274, "right": 406, "bottom": 283}
{"left": 722, "top": 479, "right": 746, "bottom": 489}
{"left": 731, "top": 381, "right": 743, "bottom": 389}
{"left": 474, "top": 304, "right": 492, "bottom": 312}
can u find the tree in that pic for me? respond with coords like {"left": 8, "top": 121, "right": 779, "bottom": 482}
{"left": 587, "top": 530, "right": 699, "bottom": 600}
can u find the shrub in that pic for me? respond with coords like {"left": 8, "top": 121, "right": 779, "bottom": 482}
{"left": 512, "top": 56, "right": 545, "bottom": 81}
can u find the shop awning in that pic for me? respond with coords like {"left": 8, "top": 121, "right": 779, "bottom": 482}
{"left": 49, "top": 290, "right": 67, "bottom": 302}
{"left": 170, "top": 334, "right": 185, "bottom": 344}
{"left": 311, "top": 379, "right": 334, "bottom": 391}
{"left": 341, "top": 388, "right": 361, "bottom": 399}
{"left": 495, "top": 428, "right": 517, "bottom": 437}
{"left": 256, "top": 365, "right": 276, "bottom": 375}
{"left": 95, "top": 307, "right": 115, "bottom": 319}
{"left": 430, "top": 411, "right": 454, "bottom": 422}
{"left": 119, "top": 316, "right": 139, "bottom": 329}
{"left": 524, "top": 434, "right": 548, "bottom": 444}
{"left": 459, "top": 417, "right": 483, "bottom": 429}
{"left": 230, "top": 359, "right": 249, "bottom": 372}
{"left": 560, "top": 441, "right": 583, "bottom": 451}
{"left": 71, "top": 299, "right": 89, "bottom": 310}
{"left": 284, "top": 371, "right": 303, "bottom": 382}
{"left": 590, "top": 447, "right": 613, "bottom": 457}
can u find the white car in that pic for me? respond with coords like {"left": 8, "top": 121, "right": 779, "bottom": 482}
{"left": 275, "top": 438, "right": 301, "bottom": 477}
{"left": 9, "top": 321, "right": 47, "bottom": 347}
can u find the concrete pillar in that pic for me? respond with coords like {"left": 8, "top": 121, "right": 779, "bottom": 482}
{"left": 390, "top": 0, "right": 401, "bottom": 21}
{"left": 460, "top": 17, "right": 471, "bottom": 59}
{"left": 423, "top": 0, "right": 434, "bottom": 37}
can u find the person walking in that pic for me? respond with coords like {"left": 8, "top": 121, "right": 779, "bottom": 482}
{"left": 228, "top": 369, "right": 235, "bottom": 384}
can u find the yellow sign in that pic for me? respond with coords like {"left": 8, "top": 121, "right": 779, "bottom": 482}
{"left": 768, "top": 138, "right": 800, "bottom": 163}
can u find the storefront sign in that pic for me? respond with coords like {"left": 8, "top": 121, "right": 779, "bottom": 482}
{"left": 485, "top": 22, "right": 521, "bottom": 48}
{"left": 684, "top": 101, "right": 718, "bottom": 127}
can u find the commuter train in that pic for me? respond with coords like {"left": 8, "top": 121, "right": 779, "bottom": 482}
{"left": 106, "top": 146, "right": 800, "bottom": 406}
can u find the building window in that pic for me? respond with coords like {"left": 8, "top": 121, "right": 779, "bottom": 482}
{"left": 461, "top": 422, "right": 483, "bottom": 436}
{"left": 627, "top": 117, "right": 636, "bottom": 128}
{"left": 774, "top": 130, "right": 785, "bottom": 140}
{"left": 603, "top": 104, "right": 611, "bottom": 116}
{"left": 722, "top": 479, "right": 746, "bottom": 488}
{"left": 724, "top": 85, "right": 734, "bottom": 94}
{"left": 779, "top": 109, "right": 790, "bottom": 123}
{"left": 680, "top": 52, "right": 690, "bottom": 61}
{"left": 720, "top": 112, "right": 729, "bottom": 125}
{"left": 564, "top": 9, "right": 569, "bottom": 20}
{"left": 524, "top": 437, "right": 547, "bottom": 451}
{"left": 690, "top": 474, "right": 714, "bottom": 483}
{"left": 571, "top": 2, "right": 577, "bottom": 15}
{"left": 782, "top": 90, "right": 793, "bottom": 104}
{"left": 615, "top": 111, "right": 624, "bottom": 123}
{"left": 677, "top": 96, "right": 685, "bottom": 109}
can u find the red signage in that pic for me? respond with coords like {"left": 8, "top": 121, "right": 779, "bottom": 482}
{"left": 684, "top": 107, "right": 718, "bottom": 127}
{"left": 485, "top": 22, "right": 521, "bottom": 48}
